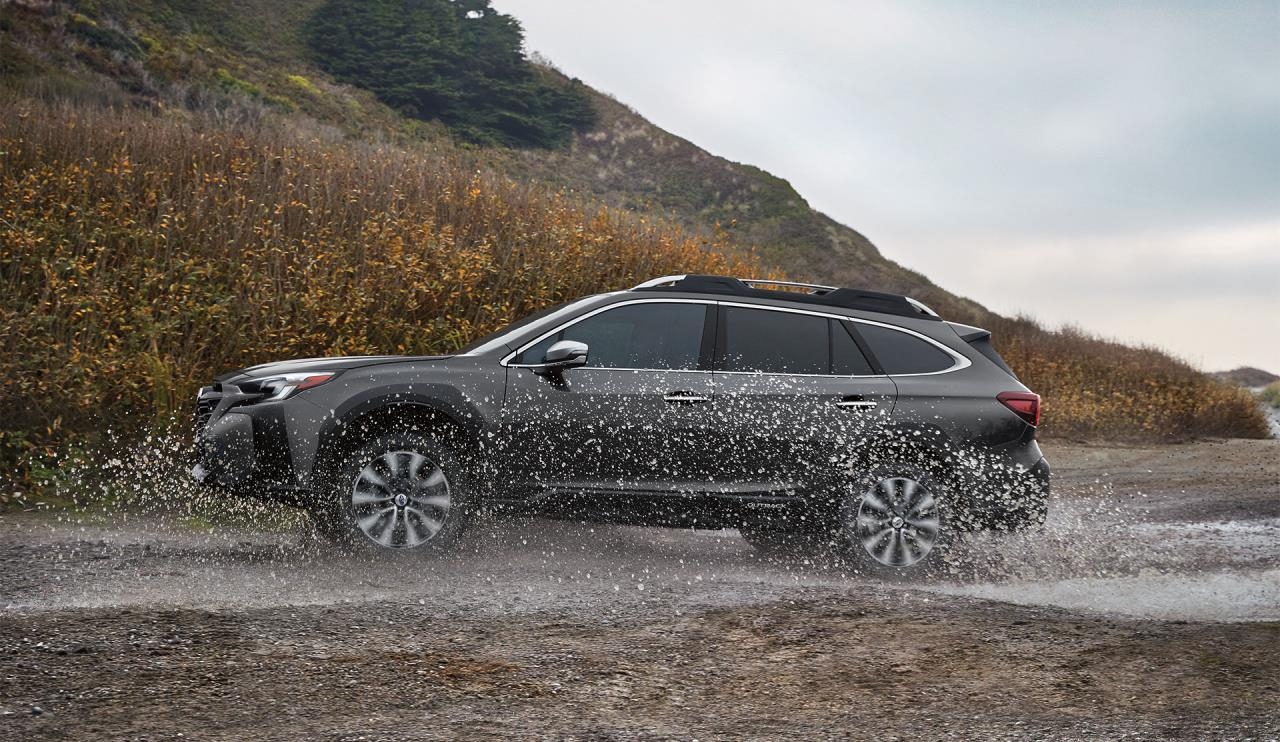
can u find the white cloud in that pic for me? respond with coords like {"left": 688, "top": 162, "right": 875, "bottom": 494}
{"left": 494, "top": 0, "right": 1280, "bottom": 371}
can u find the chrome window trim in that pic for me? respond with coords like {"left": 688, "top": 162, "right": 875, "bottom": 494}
{"left": 716, "top": 301, "right": 970, "bottom": 377}
{"left": 509, "top": 366, "right": 712, "bottom": 375}
{"left": 500, "top": 296, "right": 969, "bottom": 377}
{"left": 712, "top": 370, "right": 885, "bottom": 379}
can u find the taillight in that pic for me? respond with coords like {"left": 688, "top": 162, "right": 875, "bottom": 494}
{"left": 997, "top": 391, "right": 1041, "bottom": 427}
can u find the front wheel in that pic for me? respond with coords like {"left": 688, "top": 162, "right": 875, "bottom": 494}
{"left": 313, "top": 431, "right": 468, "bottom": 551}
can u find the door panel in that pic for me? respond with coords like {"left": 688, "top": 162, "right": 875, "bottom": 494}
{"left": 499, "top": 301, "right": 715, "bottom": 493}
{"left": 708, "top": 305, "right": 897, "bottom": 491}
{"left": 502, "top": 367, "right": 712, "bottom": 487}
{"left": 709, "top": 373, "right": 896, "bottom": 490}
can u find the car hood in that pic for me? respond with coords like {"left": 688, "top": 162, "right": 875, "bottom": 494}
{"left": 216, "top": 355, "right": 451, "bottom": 383}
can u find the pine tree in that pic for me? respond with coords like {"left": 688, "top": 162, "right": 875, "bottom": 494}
{"left": 307, "top": 0, "right": 596, "bottom": 147}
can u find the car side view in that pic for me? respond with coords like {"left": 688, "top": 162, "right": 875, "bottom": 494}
{"left": 192, "top": 275, "right": 1049, "bottom": 571}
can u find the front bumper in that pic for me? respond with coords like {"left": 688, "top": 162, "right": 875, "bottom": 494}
{"left": 192, "top": 410, "right": 256, "bottom": 486}
{"left": 191, "top": 383, "right": 324, "bottom": 503}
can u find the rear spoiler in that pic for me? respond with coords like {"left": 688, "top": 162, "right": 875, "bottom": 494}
{"left": 946, "top": 322, "right": 991, "bottom": 343}
{"left": 946, "top": 322, "right": 1018, "bottom": 380}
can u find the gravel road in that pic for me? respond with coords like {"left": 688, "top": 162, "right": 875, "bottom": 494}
{"left": 1, "top": 439, "right": 1278, "bottom": 740}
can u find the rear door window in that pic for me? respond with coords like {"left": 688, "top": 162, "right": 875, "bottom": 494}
{"left": 720, "top": 307, "right": 828, "bottom": 375}
{"left": 856, "top": 323, "right": 956, "bottom": 374}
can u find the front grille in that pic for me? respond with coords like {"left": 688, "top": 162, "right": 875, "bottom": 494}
{"left": 195, "top": 384, "right": 221, "bottom": 432}
{"left": 196, "top": 400, "right": 216, "bottom": 429}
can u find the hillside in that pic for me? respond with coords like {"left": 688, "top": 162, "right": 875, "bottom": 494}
{"left": 0, "top": 96, "right": 765, "bottom": 477}
{"left": 0, "top": 0, "right": 986, "bottom": 321}
{"left": 507, "top": 81, "right": 991, "bottom": 322}
{"left": 0, "top": 0, "right": 1269, "bottom": 477}
{"left": 1214, "top": 367, "right": 1280, "bottom": 389}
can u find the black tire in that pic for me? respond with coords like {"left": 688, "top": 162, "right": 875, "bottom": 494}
{"left": 311, "top": 430, "right": 468, "bottom": 552}
{"left": 837, "top": 462, "right": 953, "bottom": 577}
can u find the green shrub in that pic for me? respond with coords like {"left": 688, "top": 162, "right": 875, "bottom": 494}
{"left": 1259, "top": 381, "right": 1280, "bottom": 409}
{"left": 68, "top": 11, "right": 143, "bottom": 58}
{"left": 306, "top": 0, "right": 596, "bottom": 148}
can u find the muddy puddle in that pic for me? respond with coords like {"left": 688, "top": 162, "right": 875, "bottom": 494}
{"left": 3, "top": 439, "right": 1277, "bottom": 625}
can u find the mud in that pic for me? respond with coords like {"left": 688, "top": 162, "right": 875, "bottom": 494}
{"left": 1, "top": 439, "right": 1278, "bottom": 740}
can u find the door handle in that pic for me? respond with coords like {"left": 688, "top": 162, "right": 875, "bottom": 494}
{"left": 834, "top": 396, "right": 878, "bottom": 409}
{"left": 664, "top": 391, "right": 710, "bottom": 404}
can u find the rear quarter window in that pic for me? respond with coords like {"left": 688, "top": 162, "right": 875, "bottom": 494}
{"left": 857, "top": 323, "right": 956, "bottom": 374}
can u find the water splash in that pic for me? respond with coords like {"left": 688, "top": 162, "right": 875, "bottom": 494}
{"left": 6, "top": 433, "right": 1277, "bottom": 623}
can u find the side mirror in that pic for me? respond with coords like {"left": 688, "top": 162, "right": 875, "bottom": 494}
{"left": 531, "top": 340, "right": 589, "bottom": 377}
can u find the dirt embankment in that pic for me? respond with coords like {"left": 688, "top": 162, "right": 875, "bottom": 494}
{"left": 1, "top": 439, "right": 1278, "bottom": 740}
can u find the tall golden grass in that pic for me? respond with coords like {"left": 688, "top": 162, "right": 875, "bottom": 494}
{"left": 988, "top": 316, "right": 1267, "bottom": 440}
{"left": 0, "top": 97, "right": 1268, "bottom": 482}
{"left": 0, "top": 98, "right": 763, "bottom": 473}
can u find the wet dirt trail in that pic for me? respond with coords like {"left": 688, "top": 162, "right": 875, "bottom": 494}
{"left": 1, "top": 439, "right": 1278, "bottom": 740}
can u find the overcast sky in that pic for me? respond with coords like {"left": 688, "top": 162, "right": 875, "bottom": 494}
{"left": 493, "top": 0, "right": 1280, "bottom": 373}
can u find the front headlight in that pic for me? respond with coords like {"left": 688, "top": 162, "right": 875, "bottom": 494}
{"left": 251, "top": 372, "right": 338, "bottom": 401}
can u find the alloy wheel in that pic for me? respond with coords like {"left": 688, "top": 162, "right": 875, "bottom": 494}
{"left": 854, "top": 475, "right": 940, "bottom": 567}
{"left": 350, "top": 450, "right": 451, "bottom": 548}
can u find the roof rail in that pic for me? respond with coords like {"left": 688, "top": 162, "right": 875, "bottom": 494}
{"left": 629, "top": 274, "right": 940, "bottom": 321}
{"left": 631, "top": 275, "right": 688, "bottom": 289}
{"left": 741, "top": 278, "right": 838, "bottom": 294}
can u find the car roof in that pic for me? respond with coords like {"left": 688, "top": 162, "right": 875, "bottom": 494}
{"left": 629, "top": 274, "right": 941, "bottom": 322}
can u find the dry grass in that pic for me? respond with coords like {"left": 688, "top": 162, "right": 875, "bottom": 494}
{"left": 0, "top": 96, "right": 1268, "bottom": 483}
{"left": 989, "top": 316, "right": 1267, "bottom": 441}
{"left": 0, "top": 97, "right": 762, "bottom": 475}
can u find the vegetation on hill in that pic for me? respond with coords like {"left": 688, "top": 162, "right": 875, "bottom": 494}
{"left": 0, "top": 0, "right": 984, "bottom": 315}
{"left": 1258, "top": 382, "right": 1280, "bottom": 410}
{"left": 987, "top": 318, "right": 1265, "bottom": 440}
{"left": 0, "top": 98, "right": 761, "bottom": 481}
{"left": 0, "top": 0, "right": 987, "bottom": 316}
{"left": 1213, "top": 366, "right": 1280, "bottom": 389}
{"left": 2, "top": 0, "right": 427, "bottom": 139}
{"left": 306, "top": 0, "right": 595, "bottom": 147}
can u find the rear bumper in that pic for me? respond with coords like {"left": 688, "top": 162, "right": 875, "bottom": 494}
{"left": 964, "top": 453, "right": 1050, "bottom": 531}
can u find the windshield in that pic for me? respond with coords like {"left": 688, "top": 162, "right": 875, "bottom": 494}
{"left": 455, "top": 297, "right": 599, "bottom": 356}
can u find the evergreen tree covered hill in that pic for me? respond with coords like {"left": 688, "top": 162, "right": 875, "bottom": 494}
{"left": 307, "top": 0, "right": 596, "bottom": 147}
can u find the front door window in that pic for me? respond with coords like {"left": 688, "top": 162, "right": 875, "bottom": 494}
{"left": 518, "top": 302, "right": 707, "bottom": 370}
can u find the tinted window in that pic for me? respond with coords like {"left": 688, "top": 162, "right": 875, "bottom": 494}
{"left": 831, "top": 320, "right": 875, "bottom": 375}
{"left": 857, "top": 323, "right": 955, "bottom": 374}
{"left": 721, "top": 307, "right": 828, "bottom": 374}
{"left": 518, "top": 303, "right": 707, "bottom": 370}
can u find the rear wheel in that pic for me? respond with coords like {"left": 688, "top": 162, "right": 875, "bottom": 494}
{"left": 839, "top": 464, "right": 950, "bottom": 575}
{"left": 313, "top": 431, "right": 467, "bottom": 551}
